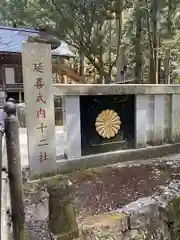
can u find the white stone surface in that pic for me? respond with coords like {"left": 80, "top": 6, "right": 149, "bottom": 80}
{"left": 19, "top": 127, "right": 64, "bottom": 168}
{"left": 147, "top": 95, "right": 154, "bottom": 143}
{"left": 22, "top": 43, "right": 56, "bottom": 176}
{"left": 136, "top": 95, "right": 149, "bottom": 147}
{"left": 172, "top": 94, "right": 180, "bottom": 142}
{"left": 154, "top": 95, "right": 165, "bottom": 143}
{"left": 63, "top": 96, "right": 81, "bottom": 159}
{"left": 164, "top": 95, "right": 172, "bottom": 142}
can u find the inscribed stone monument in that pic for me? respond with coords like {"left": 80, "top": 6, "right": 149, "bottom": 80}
{"left": 22, "top": 43, "right": 56, "bottom": 176}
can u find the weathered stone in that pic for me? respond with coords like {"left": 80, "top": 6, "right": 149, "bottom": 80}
{"left": 79, "top": 212, "right": 128, "bottom": 239}
{"left": 27, "top": 202, "right": 48, "bottom": 221}
{"left": 129, "top": 204, "right": 161, "bottom": 229}
{"left": 22, "top": 42, "right": 56, "bottom": 177}
{"left": 120, "top": 197, "right": 157, "bottom": 229}
{"left": 48, "top": 180, "right": 79, "bottom": 239}
{"left": 78, "top": 181, "right": 180, "bottom": 239}
{"left": 166, "top": 197, "right": 180, "bottom": 240}
{"left": 54, "top": 84, "right": 180, "bottom": 96}
{"left": 123, "top": 229, "right": 140, "bottom": 240}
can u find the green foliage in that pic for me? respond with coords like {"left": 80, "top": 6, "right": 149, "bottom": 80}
{"left": 1, "top": 0, "right": 180, "bottom": 83}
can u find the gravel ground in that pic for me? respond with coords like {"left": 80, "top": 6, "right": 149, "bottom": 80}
{"left": 23, "top": 154, "right": 180, "bottom": 240}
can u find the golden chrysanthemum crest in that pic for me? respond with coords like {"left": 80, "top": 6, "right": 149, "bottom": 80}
{"left": 95, "top": 109, "right": 121, "bottom": 139}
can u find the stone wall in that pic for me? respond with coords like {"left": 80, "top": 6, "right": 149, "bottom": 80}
{"left": 80, "top": 181, "right": 180, "bottom": 239}
{"left": 58, "top": 84, "right": 180, "bottom": 159}
{"left": 135, "top": 94, "right": 172, "bottom": 147}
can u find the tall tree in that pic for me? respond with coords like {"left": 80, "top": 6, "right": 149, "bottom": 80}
{"left": 134, "top": 2, "right": 143, "bottom": 83}
{"left": 115, "top": 0, "right": 124, "bottom": 82}
{"left": 164, "top": 0, "right": 173, "bottom": 84}
{"left": 2, "top": 0, "right": 180, "bottom": 84}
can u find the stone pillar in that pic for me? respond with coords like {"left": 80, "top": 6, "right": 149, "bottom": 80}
{"left": 48, "top": 180, "right": 79, "bottom": 240}
{"left": 164, "top": 95, "right": 172, "bottom": 143}
{"left": 63, "top": 96, "right": 81, "bottom": 159}
{"left": 147, "top": 95, "right": 154, "bottom": 144}
{"left": 154, "top": 95, "right": 165, "bottom": 144}
{"left": 4, "top": 101, "right": 26, "bottom": 240}
{"left": 172, "top": 94, "right": 180, "bottom": 142}
{"left": 136, "top": 95, "right": 149, "bottom": 148}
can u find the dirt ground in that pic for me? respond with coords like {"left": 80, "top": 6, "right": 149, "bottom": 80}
{"left": 23, "top": 154, "right": 180, "bottom": 239}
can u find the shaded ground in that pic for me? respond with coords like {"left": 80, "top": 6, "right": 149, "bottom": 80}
{"left": 72, "top": 164, "right": 168, "bottom": 217}
{"left": 23, "top": 154, "right": 180, "bottom": 239}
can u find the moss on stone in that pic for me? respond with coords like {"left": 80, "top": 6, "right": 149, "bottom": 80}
{"left": 166, "top": 197, "right": 180, "bottom": 240}
{"left": 20, "top": 226, "right": 29, "bottom": 240}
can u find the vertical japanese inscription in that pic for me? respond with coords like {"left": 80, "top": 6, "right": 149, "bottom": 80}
{"left": 33, "top": 73, "right": 48, "bottom": 160}
{"left": 22, "top": 43, "right": 56, "bottom": 175}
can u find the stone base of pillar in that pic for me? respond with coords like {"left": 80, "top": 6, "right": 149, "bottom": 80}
{"left": 48, "top": 180, "right": 79, "bottom": 240}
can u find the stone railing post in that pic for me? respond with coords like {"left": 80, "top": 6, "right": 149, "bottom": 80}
{"left": 4, "top": 100, "right": 27, "bottom": 240}
{"left": 48, "top": 180, "right": 79, "bottom": 239}
{"left": 0, "top": 107, "right": 5, "bottom": 239}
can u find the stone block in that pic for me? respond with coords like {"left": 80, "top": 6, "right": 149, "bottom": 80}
{"left": 172, "top": 94, "right": 180, "bottom": 142}
{"left": 136, "top": 95, "right": 149, "bottom": 148}
{"left": 63, "top": 95, "right": 81, "bottom": 159}
{"left": 147, "top": 95, "right": 154, "bottom": 143}
{"left": 154, "top": 95, "right": 165, "bottom": 144}
{"left": 80, "top": 212, "right": 129, "bottom": 239}
{"left": 164, "top": 95, "right": 172, "bottom": 143}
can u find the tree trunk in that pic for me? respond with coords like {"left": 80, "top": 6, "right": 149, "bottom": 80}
{"left": 151, "top": 0, "right": 157, "bottom": 84}
{"left": 150, "top": 0, "right": 160, "bottom": 84}
{"left": 99, "top": 44, "right": 104, "bottom": 83}
{"left": 145, "top": 0, "right": 158, "bottom": 84}
{"left": 164, "top": 0, "right": 172, "bottom": 84}
{"left": 134, "top": 9, "right": 142, "bottom": 83}
{"left": 84, "top": 47, "right": 111, "bottom": 84}
{"left": 79, "top": 50, "right": 85, "bottom": 77}
{"left": 116, "top": 0, "right": 124, "bottom": 82}
{"left": 108, "top": 18, "right": 112, "bottom": 82}
{"left": 156, "top": 4, "right": 160, "bottom": 84}
{"left": 79, "top": 28, "right": 85, "bottom": 78}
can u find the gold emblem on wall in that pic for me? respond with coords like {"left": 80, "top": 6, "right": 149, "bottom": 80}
{"left": 95, "top": 109, "right": 121, "bottom": 139}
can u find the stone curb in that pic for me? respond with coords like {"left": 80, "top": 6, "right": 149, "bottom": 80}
{"left": 31, "top": 143, "right": 180, "bottom": 179}
{"left": 78, "top": 180, "right": 180, "bottom": 239}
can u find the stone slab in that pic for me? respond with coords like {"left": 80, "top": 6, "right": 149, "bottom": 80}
{"left": 164, "top": 95, "right": 172, "bottom": 143}
{"left": 54, "top": 143, "right": 180, "bottom": 177}
{"left": 154, "top": 95, "right": 165, "bottom": 144}
{"left": 135, "top": 95, "right": 149, "bottom": 148}
{"left": 54, "top": 84, "right": 180, "bottom": 96}
{"left": 63, "top": 96, "right": 81, "bottom": 159}
{"left": 172, "top": 94, "right": 180, "bottom": 142}
{"left": 147, "top": 95, "right": 154, "bottom": 143}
